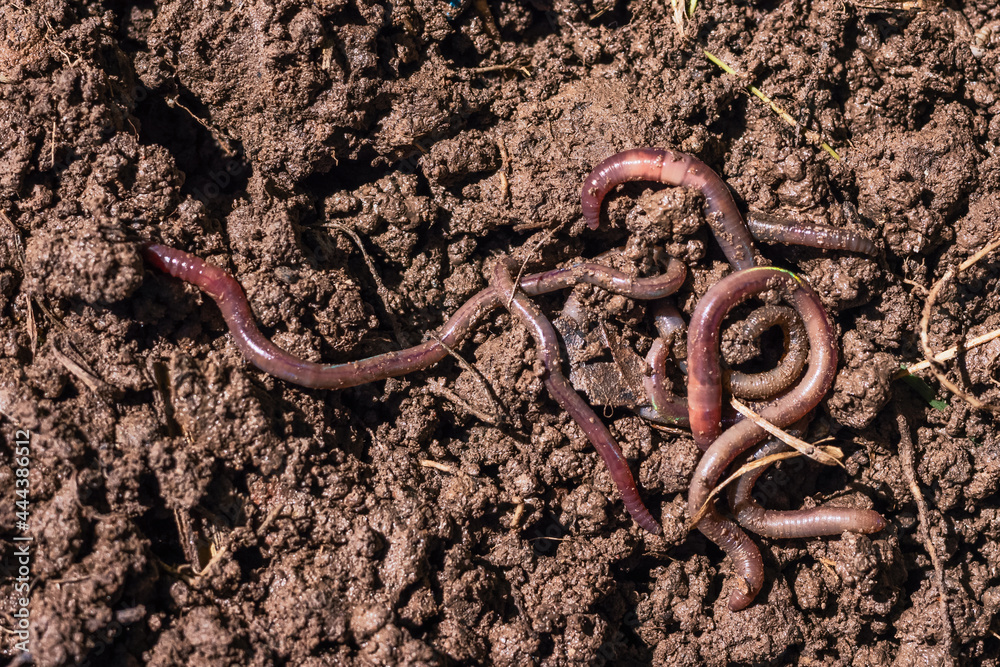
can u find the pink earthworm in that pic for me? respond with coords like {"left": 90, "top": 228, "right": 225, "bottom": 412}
{"left": 686, "top": 268, "right": 837, "bottom": 449}
{"left": 581, "top": 148, "right": 877, "bottom": 271}
{"left": 640, "top": 304, "right": 808, "bottom": 428}
{"left": 651, "top": 300, "right": 688, "bottom": 355}
{"left": 520, "top": 256, "right": 687, "bottom": 299}
{"left": 641, "top": 300, "right": 691, "bottom": 426}
{"left": 728, "top": 437, "right": 886, "bottom": 538}
{"left": 582, "top": 148, "right": 757, "bottom": 271}
{"left": 640, "top": 337, "right": 691, "bottom": 428}
{"left": 747, "top": 213, "right": 877, "bottom": 256}
{"left": 143, "top": 244, "right": 684, "bottom": 534}
{"left": 490, "top": 256, "right": 661, "bottom": 534}
{"left": 686, "top": 267, "right": 843, "bottom": 610}
{"left": 725, "top": 305, "right": 808, "bottom": 401}
{"left": 142, "top": 243, "right": 498, "bottom": 389}
{"left": 142, "top": 244, "right": 684, "bottom": 390}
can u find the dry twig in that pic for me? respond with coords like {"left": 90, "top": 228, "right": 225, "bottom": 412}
{"left": 690, "top": 402, "right": 846, "bottom": 529}
{"left": 419, "top": 459, "right": 459, "bottom": 475}
{"left": 917, "top": 235, "right": 1000, "bottom": 413}
{"left": 424, "top": 377, "right": 501, "bottom": 426}
{"left": 894, "top": 328, "right": 1000, "bottom": 379}
{"left": 895, "top": 404, "right": 954, "bottom": 657}
{"left": 326, "top": 221, "right": 408, "bottom": 347}
{"left": 730, "top": 398, "right": 845, "bottom": 468}
{"left": 428, "top": 331, "right": 509, "bottom": 425}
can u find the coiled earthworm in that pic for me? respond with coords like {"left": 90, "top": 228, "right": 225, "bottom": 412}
{"left": 142, "top": 244, "right": 684, "bottom": 390}
{"left": 686, "top": 268, "right": 837, "bottom": 449}
{"left": 725, "top": 305, "right": 808, "bottom": 401}
{"left": 728, "top": 437, "right": 886, "bottom": 538}
{"left": 747, "top": 213, "right": 877, "bottom": 257}
{"left": 641, "top": 304, "right": 808, "bottom": 428}
{"left": 582, "top": 148, "right": 757, "bottom": 271}
{"left": 490, "top": 257, "right": 661, "bottom": 534}
{"left": 686, "top": 267, "right": 843, "bottom": 610}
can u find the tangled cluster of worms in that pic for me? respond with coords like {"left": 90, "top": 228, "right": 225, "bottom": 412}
{"left": 143, "top": 147, "right": 885, "bottom": 610}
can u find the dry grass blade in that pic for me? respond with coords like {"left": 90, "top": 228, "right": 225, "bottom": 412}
{"left": 893, "top": 327, "right": 1000, "bottom": 379}
{"left": 688, "top": 449, "right": 801, "bottom": 529}
{"left": 424, "top": 377, "right": 502, "bottom": 427}
{"left": 326, "top": 221, "right": 408, "bottom": 346}
{"left": 497, "top": 136, "right": 511, "bottom": 204}
{"left": 702, "top": 50, "right": 841, "bottom": 160}
{"left": 670, "top": 0, "right": 687, "bottom": 36}
{"left": 730, "top": 398, "right": 845, "bottom": 468}
{"left": 51, "top": 343, "right": 109, "bottom": 398}
{"left": 419, "top": 459, "right": 458, "bottom": 475}
{"left": 428, "top": 331, "right": 509, "bottom": 426}
{"left": 468, "top": 58, "right": 532, "bottom": 77}
{"left": 26, "top": 298, "right": 37, "bottom": 354}
{"left": 851, "top": 0, "right": 938, "bottom": 10}
{"left": 649, "top": 422, "right": 691, "bottom": 437}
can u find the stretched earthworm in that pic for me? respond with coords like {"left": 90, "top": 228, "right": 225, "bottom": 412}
{"left": 747, "top": 213, "right": 877, "bottom": 256}
{"left": 520, "top": 256, "right": 686, "bottom": 300}
{"left": 728, "top": 437, "right": 886, "bottom": 538}
{"left": 142, "top": 244, "right": 684, "bottom": 390}
{"left": 686, "top": 267, "right": 843, "bottom": 610}
{"left": 490, "top": 256, "right": 661, "bottom": 534}
{"left": 582, "top": 148, "right": 757, "bottom": 271}
{"left": 581, "top": 148, "right": 877, "bottom": 270}
{"left": 143, "top": 243, "right": 499, "bottom": 389}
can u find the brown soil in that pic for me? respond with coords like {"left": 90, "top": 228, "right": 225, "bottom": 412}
{"left": 2, "top": 0, "right": 999, "bottom": 665}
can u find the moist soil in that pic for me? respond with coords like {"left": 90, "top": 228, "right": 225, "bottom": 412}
{"left": 2, "top": 1, "right": 1000, "bottom": 665}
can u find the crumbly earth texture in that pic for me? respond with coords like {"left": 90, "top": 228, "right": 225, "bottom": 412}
{"left": 1, "top": 1, "right": 999, "bottom": 665}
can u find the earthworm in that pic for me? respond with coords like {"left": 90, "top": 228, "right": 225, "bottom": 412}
{"left": 686, "top": 266, "right": 841, "bottom": 610}
{"left": 490, "top": 256, "right": 661, "bottom": 534}
{"left": 142, "top": 244, "right": 685, "bottom": 390}
{"left": 728, "top": 437, "right": 886, "bottom": 538}
{"left": 641, "top": 304, "right": 808, "bottom": 428}
{"left": 520, "top": 256, "right": 687, "bottom": 300}
{"left": 725, "top": 305, "right": 808, "bottom": 401}
{"left": 581, "top": 149, "right": 878, "bottom": 270}
{"left": 686, "top": 269, "right": 836, "bottom": 449}
{"left": 651, "top": 300, "right": 687, "bottom": 357}
{"left": 640, "top": 337, "right": 690, "bottom": 428}
{"left": 143, "top": 243, "right": 499, "bottom": 389}
{"left": 581, "top": 148, "right": 757, "bottom": 271}
{"left": 747, "top": 213, "right": 877, "bottom": 256}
